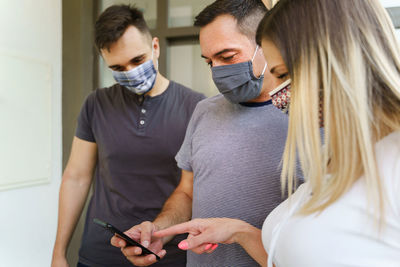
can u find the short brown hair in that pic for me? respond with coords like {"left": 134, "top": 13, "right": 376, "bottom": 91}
{"left": 95, "top": 5, "right": 151, "bottom": 52}
{"left": 194, "top": 0, "right": 267, "bottom": 42}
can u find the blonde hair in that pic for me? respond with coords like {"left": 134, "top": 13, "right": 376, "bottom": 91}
{"left": 259, "top": 0, "right": 400, "bottom": 218}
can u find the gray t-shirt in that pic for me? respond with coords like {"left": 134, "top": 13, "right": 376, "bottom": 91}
{"left": 76, "top": 81, "right": 205, "bottom": 267}
{"left": 176, "top": 94, "right": 299, "bottom": 267}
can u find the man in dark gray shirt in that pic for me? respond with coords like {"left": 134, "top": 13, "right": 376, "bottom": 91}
{"left": 51, "top": 5, "right": 204, "bottom": 267}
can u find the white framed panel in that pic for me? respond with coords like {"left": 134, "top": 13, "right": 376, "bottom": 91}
{"left": 0, "top": 50, "right": 52, "bottom": 191}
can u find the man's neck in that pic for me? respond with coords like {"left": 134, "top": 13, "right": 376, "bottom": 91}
{"left": 145, "top": 73, "right": 170, "bottom": 97}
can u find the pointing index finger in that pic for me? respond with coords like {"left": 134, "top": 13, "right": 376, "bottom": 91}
{"left": 153, "top": 221, "right": 195, "bottom": 238}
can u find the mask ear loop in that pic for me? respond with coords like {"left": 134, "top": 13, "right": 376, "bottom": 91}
{"left": 251, "top": 45, "right": 260, "bottom": 62}
{"left": 252, "top": 45, "right": 268, "bottom": 77}
{"left": 261, "top": 62, "right": 268, "bottom": 76}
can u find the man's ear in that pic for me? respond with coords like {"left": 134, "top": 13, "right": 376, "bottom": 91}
{"left": 152, "top": 37, "right": 160, "bottom": 59}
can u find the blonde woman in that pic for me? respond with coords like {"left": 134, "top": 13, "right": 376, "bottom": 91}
{"left": 154, "top": 0, "right": 400, "bottom": 266}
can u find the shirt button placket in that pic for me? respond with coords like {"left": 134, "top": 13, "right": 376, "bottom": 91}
{"left": 139, "top": 98, "right": 147, "bottom": 130}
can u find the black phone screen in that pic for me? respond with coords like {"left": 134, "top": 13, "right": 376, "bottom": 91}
{"left": 93, "top": 218, "right": 161, "bottom": 261}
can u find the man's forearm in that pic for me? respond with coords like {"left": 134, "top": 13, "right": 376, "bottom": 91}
{"left": 52, "top": 175, "right": 92, "bottom": 257}
{"left": 154, "top": 189, "right": 192, "bottom": 231}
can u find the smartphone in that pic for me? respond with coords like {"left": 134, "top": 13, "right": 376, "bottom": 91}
{"left": 93, "top": 218, "right": 161, "bottom": 261}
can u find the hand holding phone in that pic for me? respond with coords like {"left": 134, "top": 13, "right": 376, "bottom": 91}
{"left": 93, "top": 218, "right": 161, "bottom": 261}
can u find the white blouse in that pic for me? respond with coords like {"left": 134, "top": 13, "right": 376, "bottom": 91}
{"left": 262, "top": 131, "right": 400, "bottom": 267}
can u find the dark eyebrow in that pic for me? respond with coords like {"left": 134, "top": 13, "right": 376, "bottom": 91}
{"left": 270, "top": 66, "right": 278, "bottom": 74}
{"left": 108, "top": 53, "right": 146, "bottom": 69}
{"left": 109, "top": 64, "right": 122, "bottom": 69}
{"left": 201, "top": 48, "right": 237, "bottom": 59}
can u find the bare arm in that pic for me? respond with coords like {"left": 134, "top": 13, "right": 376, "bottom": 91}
{"left": 154, "top": 169, "right": 193, "bottom": 231}
{"left": 235, "top": 221, "right": 268, "bottom": 267}
{"left": 51, "top": 137, "right": 97, "bottom": 267}
{"left": 154, "top": 218, "right": 268, "bottom": 267}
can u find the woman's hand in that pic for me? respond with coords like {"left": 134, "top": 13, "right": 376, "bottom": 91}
{"left": 153, "top": 218, "right": 248, "bottom": 254}
{"left": 155, "top": 218, "right": 267, "bottom": 266}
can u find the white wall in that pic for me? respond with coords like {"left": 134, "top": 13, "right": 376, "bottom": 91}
{"left": 0, "top": 0, "right": 62, "bottom": 266}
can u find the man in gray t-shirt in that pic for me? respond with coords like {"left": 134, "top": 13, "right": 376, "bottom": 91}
{"left": 174, "top": 96, "right": 292, "bottom": 266}
{"left": 111, "top": 1, "right": 301, "bottom": 266}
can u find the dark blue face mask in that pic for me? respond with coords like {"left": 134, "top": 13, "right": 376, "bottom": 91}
{"left": 211, "top": 46, "right": 267, "bottom": 104}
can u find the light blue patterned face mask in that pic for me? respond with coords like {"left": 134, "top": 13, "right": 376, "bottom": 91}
{"left": 112, "top": 44, "right": 158, "bottom": 95}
